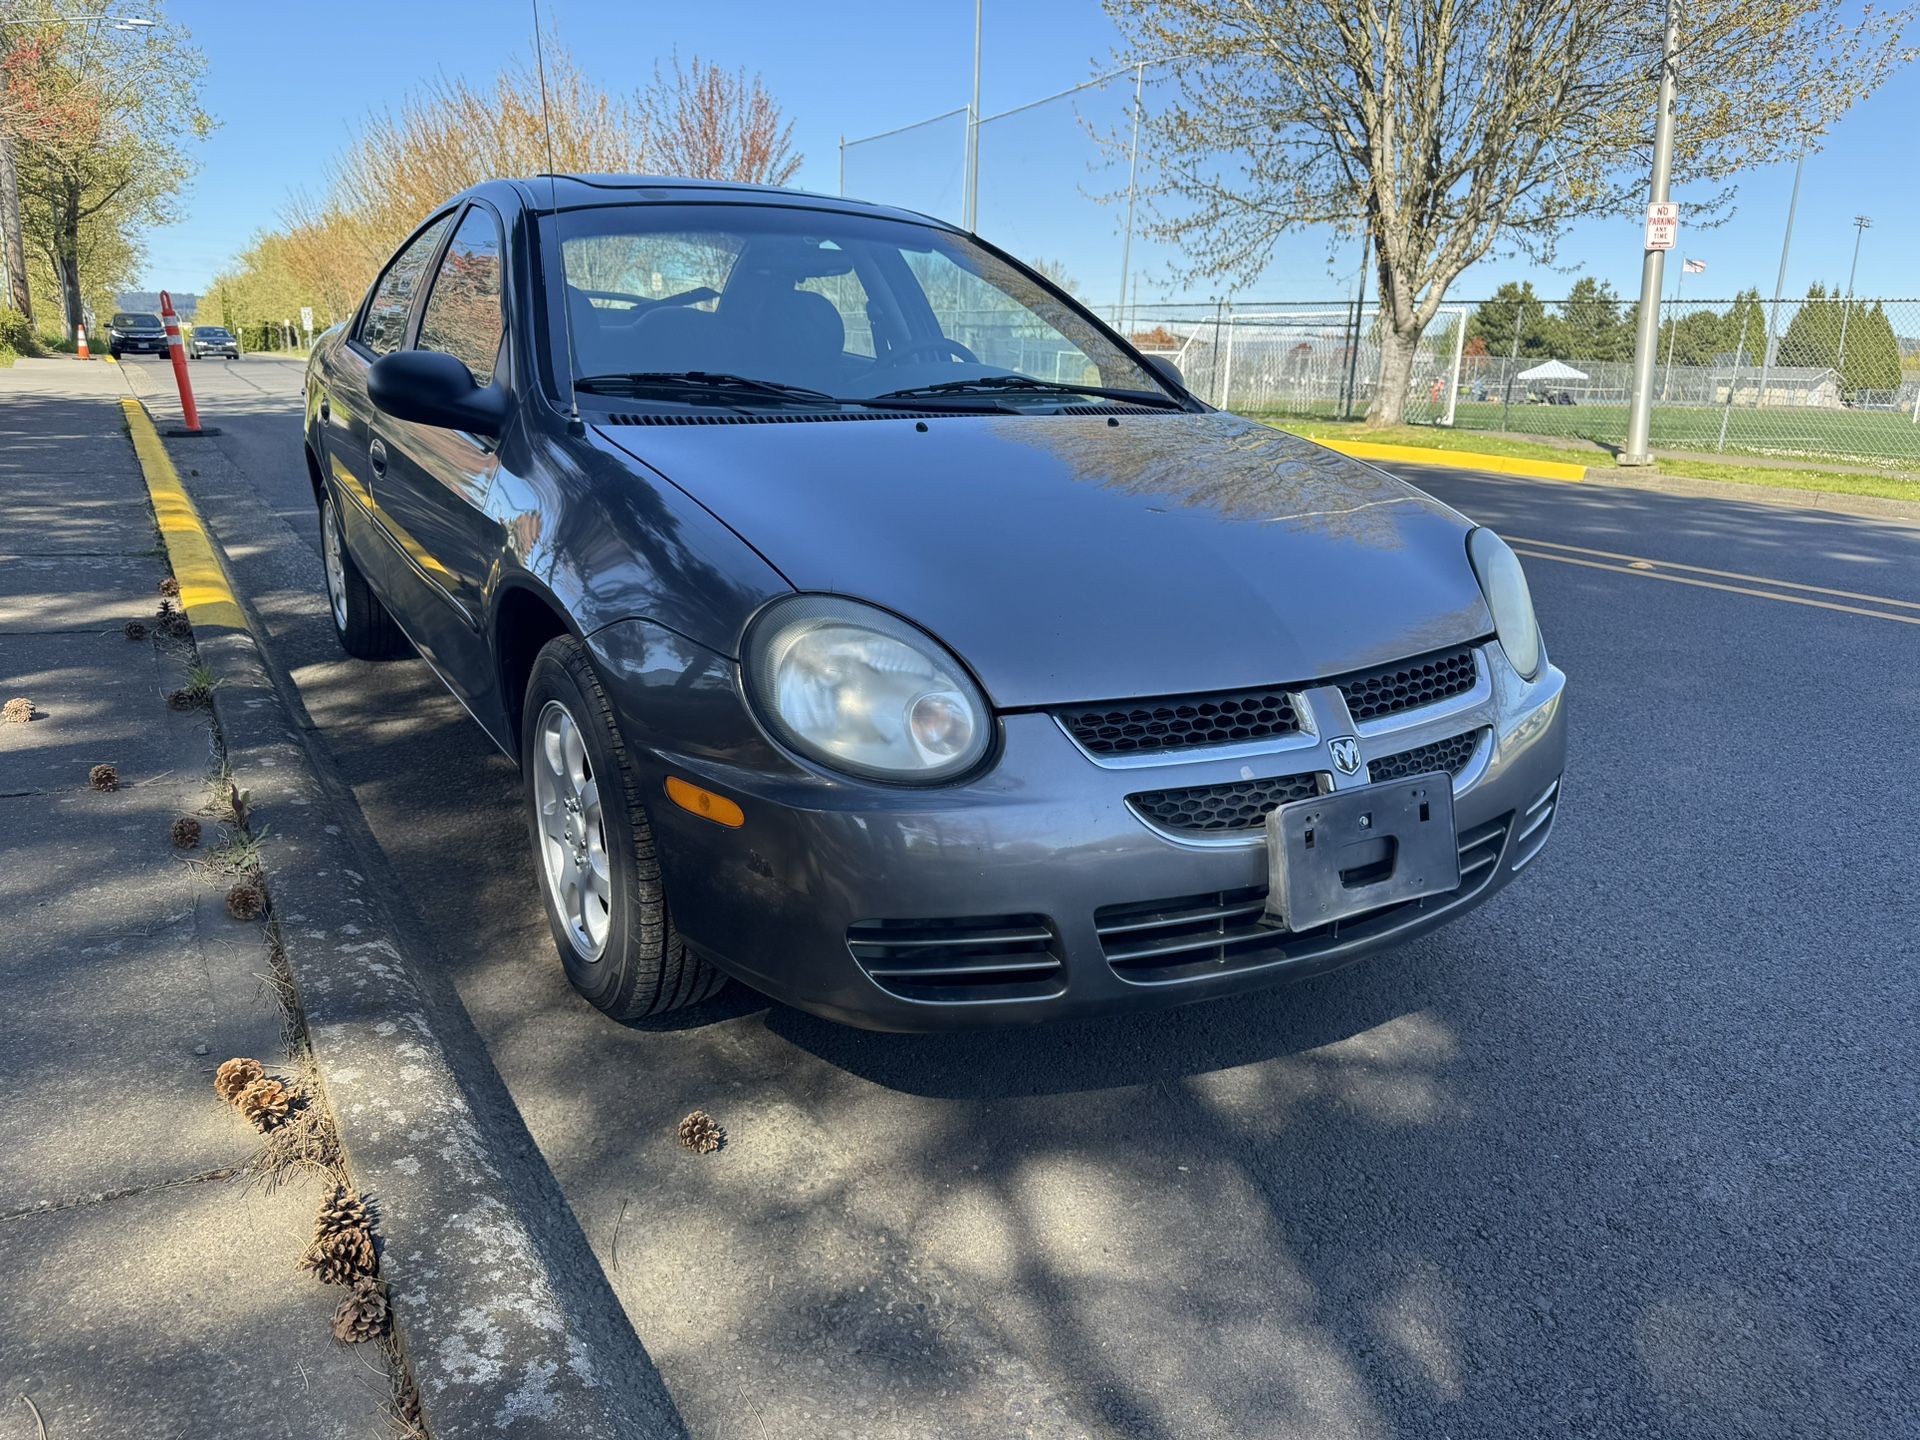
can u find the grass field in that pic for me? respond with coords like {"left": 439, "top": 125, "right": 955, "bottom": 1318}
{"left": 1243, "top": 398, "right": 1920, "bottom": 470}
{"left": 1444, "top": 400, "right": 1920, "bottom": 469}
{"left": 1270, "top": 420, "right": 1920, "bottom": 504}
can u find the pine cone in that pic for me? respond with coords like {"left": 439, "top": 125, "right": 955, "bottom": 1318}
{"left": 2, "top": 697, "right": 32, "bottom": 724}
{"left": 166, "top": 687, "right": 197, "bottom": 711}
{"left": 88, "top": 763, "right": 119, "bottom": 792}
{"left": 124, "top": 619, "right": 148, "bottom": 641}
{"left": 237, "top": 1076, "right": 293, "bottom": 1131}
{"left": 213, "top": 1056, "right": 265, "bottom": 1104}
{"left": 157, "top": 576, "right": 180, "bottom": 596}
{"left": 677, "top": 1109, "right": 725, "bottom": 1154}
{"left": 303, "top": 1223, "right": 377, "bottom": 1285}
{"left": 226, "top": 878, "right": 266, "bottom": 920}
{"left": 330, "top": 1275, "right": 389, "bottom": 1342}
{"left": 171, "top": 816, "right": 202, "bottom": 849}
{"left": 313, "top": 1182, "right": 372, "bottom": 1240}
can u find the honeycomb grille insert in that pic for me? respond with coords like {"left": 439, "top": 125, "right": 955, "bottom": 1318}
{"left": 1334, "top": 646, "right": 1479, "bottom": 722}
{"left": 1057, "top": 690, "right": 1300, "bottom": 756}
{"left": 1366, "top": 729, "right": 1483, "bottom": 783}
{"left": 1128, "top": 771, "right": 1321, "bottom": 835}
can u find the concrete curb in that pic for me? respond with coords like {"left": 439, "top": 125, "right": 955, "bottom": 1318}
{"left": 1313, "top": 436, "right": 1590, "bottom": 483}
{"left": 118, "top": 399, "right": 680, "bottom": 1438}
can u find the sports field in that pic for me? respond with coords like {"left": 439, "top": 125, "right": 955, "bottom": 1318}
{"left": 1444, "top": 399, "right": 1920, "bottom": 468}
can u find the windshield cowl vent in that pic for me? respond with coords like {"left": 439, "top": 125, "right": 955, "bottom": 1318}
{"left": 596, "top": 403, "right": 1170, "bottom": 426}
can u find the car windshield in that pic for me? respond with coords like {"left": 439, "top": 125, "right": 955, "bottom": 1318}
{"left": 546, "top": 202, "right": 1174, "bottom": 409}
{"left": 197, "top": 328, "right": 229, "bottom": 337}
{"left": 115, "top": 313, "right": 162, "bottom": 330}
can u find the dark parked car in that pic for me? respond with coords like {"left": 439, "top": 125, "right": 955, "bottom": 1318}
{"left": 189, "top": 324, "right": 239, "bottom": 359}
{"left": 107, "top": 311, "right": 167, "bottom": 358}
{"left": 303, "top": 176, "right": 1566, "bottom": 1031}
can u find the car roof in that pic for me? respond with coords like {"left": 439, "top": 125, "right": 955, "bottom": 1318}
{"left": 473, "top": 174, "right": 958, "bottom": 234}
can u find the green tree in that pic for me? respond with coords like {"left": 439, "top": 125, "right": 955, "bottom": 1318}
{"left": 1466, "top": 282, "right": 1558, "bottom": 359}
{"left": 1840, "top": 301, "right": 1901, "bottom": 395}
{"left": 1778, "top": 282, "right": 1843, "bottom": 370}
{"left": 1658, "top": 308, "right": 1729, "bottom": 367}
{"left": 1105, "top": 0, "right": 1917, "bottom": 425}
{"left": 1556, "top": 278, "right": 1629, "bottom": 362}
{"left": 1723, "top": 287, "right": 1767, "bottom": 362}
{"left": 7, "top": 5, "right": 212, "bottom": 338}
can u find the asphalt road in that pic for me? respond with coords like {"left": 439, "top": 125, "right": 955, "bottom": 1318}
{"left": 119, "top": 355, "right": 1920, "bottom": 1439}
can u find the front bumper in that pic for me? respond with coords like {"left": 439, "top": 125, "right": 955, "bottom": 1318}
{"left": 591, "top": 623, "right": 1567, "bottom": 1031}
{"left": 113, "top": 336, "right": 168, "bottom": 353}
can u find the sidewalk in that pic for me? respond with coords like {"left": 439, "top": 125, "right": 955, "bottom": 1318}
{"left": 0, "top": 360, "right": 395, "bottom": 1438}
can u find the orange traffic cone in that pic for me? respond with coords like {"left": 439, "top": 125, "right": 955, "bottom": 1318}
{"left": 75, "top": 324, "right": 90, "bottom": 360}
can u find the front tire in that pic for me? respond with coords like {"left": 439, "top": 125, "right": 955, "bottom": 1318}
{"left": 522, "top": 635, "right": 723, "bottom": 1020}
{"left": 319, "top": 491, "right": 410, "bottom": 659}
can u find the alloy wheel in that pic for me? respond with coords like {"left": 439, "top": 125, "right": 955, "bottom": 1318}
{"left": 531, "top": 699, "right": 611, "bottom": 960}
{"left": 321, "top": 499, "right": 349, "bottom": 630}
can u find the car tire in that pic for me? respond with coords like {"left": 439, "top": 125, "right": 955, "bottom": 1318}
{"left": 319, "top": 491, "right": 410, "bottom": 659}
{"left": 521, "top": 635, "right": 725, "bottom": 1020}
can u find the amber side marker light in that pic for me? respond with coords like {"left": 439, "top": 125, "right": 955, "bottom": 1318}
{"left": 665, "top": 776, "right": 744, "bottom": 828}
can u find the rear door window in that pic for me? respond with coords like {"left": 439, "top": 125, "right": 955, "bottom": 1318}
{"left": 357, "top": 214, "right": 454, "bottom": 357}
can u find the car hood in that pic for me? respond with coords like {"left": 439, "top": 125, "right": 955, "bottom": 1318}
{"left": 595, "top": 411, "right": 1491, "bottom": 708}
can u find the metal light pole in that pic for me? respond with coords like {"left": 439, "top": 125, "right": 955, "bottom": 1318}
{"left": 1116, "top": 61, "right": 1145, "bottom": 331}
{"left": 1621, "top": 0, "right": 1681, "bottom": 467}
{"left": 1835, "top": 214, "right": 1870, "bottom": 382}
{"left": 1660, "top": 260, "right": 1688, "bottom": 400}
{"left": 963, "top": 0, "right": 982, "bottom": 230}
{"left": 1756, "top": 150, "right": 1805, "bottom": 404}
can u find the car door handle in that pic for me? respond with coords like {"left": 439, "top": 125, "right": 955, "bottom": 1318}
{"left": 368, "top": 438, "right": 387, "bottom": 477}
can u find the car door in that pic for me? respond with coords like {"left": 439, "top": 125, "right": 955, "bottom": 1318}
{"left": 320, "top": 212, "right": 456, "bottom": 609}
{"left": 367, "top": 202, "right": 512, "bottom": 719}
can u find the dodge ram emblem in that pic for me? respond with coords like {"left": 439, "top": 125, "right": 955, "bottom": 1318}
{"left": 1329, "top": 736, "right": 1362, "bottom": 775}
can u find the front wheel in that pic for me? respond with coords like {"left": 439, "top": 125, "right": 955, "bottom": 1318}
{"left": 319, "top": 491, "right": 410, "bottom": 659}
{"left": 522, "top": 635, "right": 724, "bottom": 1020}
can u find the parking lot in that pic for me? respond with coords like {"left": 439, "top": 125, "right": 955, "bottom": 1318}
{"left": 118, "top": 353, "right": 1920, "bottom": 1438}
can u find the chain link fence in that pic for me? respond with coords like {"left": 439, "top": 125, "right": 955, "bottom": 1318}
{"left": 1118, "top": 296, "right": 1920, "bottom": 470}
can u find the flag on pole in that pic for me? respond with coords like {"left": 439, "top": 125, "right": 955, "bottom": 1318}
{"left": 1683, "top": 258, "right": 1707, "bottom": 274}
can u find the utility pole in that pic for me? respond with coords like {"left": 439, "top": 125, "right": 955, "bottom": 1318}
{"left": 1621, "top": 0, "right": 1680, "bottom": 467}
{"left": 0, "top": 130, "right": 29, "bottom": 323}
{"left": 1835, "top": 214, "right": 1870, "bottom": 383}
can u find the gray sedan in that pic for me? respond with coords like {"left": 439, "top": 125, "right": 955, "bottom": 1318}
{"left": 302, "top": 176, "right": 1566, "bottom": 1031}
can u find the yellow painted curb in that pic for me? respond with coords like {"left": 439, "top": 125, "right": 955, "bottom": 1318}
{"left": 120, "top": 397, "right": 247, "bottom": 632}
{"left": 1316, "top": 438, "right": 1588, "bottom": 484}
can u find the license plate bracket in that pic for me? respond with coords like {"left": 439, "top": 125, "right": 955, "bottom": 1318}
{"left": 1265, "top": 774, "right": 1459, "bottom": 930}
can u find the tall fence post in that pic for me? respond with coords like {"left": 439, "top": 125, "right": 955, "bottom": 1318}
{"left": 1219, "top": 306, "right": 1237, "bottom": 411}
{"left": 1716, "top": 330, "right": 1746, "bottom": 453}
{"left": 1442, "top": 309, "right": 1466, "bottom": 427}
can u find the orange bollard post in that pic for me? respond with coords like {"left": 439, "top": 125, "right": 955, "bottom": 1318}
{"left": 75, "top": 323, "right": 90, "bottom": 360}
{"left": 158, "top": 290, "right": 211, "bottom": 436}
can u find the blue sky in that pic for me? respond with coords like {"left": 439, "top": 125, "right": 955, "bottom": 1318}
{"left": 144, "top": 0, "right": 1919, "bottom": 309}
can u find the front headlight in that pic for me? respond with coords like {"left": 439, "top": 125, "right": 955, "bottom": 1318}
{"left": 1467, "top": 528, "right": 1544, "bottom": 680}
{"left": 745, "top": 595, "right": 993, "bottom": 783}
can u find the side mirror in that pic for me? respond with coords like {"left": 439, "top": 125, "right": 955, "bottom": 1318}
{"left": 368, "top": 350, "right": 509, "bottom": 438}
{"left": 1141, "top": 354, "right": 1186, "bottom": 394}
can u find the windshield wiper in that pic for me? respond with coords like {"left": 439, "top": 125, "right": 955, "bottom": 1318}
{"left": 873, "top": 375, "right": 1185, "bottom": 409}
{"left": 574, "top": 371, "right": 838, "bottom": 404}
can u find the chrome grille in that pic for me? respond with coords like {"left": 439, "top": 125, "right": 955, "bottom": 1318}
{"left": 1128, "top": 771, "right": 1321, "bottom": 835}
{"left": 847, "top": 914, "right": 1064, "bottom": 1002}
{"left": 1366, "top": 729, "right": 1483, "bottom": 784}
{"left": 1095, "top": 814, "right": 1511, "bottom": 982}
{"left": 1333, "top": 645, "right": 1479, "bottom": 722}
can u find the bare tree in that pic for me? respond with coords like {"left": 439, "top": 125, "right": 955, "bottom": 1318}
{"left": 1105, "top": 0, "right": 1915, "bottom": 425}
{"left": 639, "top": 54, "right": 801, "bottom": 186}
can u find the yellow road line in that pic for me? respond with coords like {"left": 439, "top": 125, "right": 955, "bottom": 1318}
{"left": 1512, "top": 548, "right": 1920, "bottom": 627}
{"left": 1315, "top": 438, "right": 1589, "bottom": 483}
{"left": 1510, "top": 536, "right": 1920, "bottom": 613}
{"left": 120, "top": 397, "right": 247, "bottom": 632}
